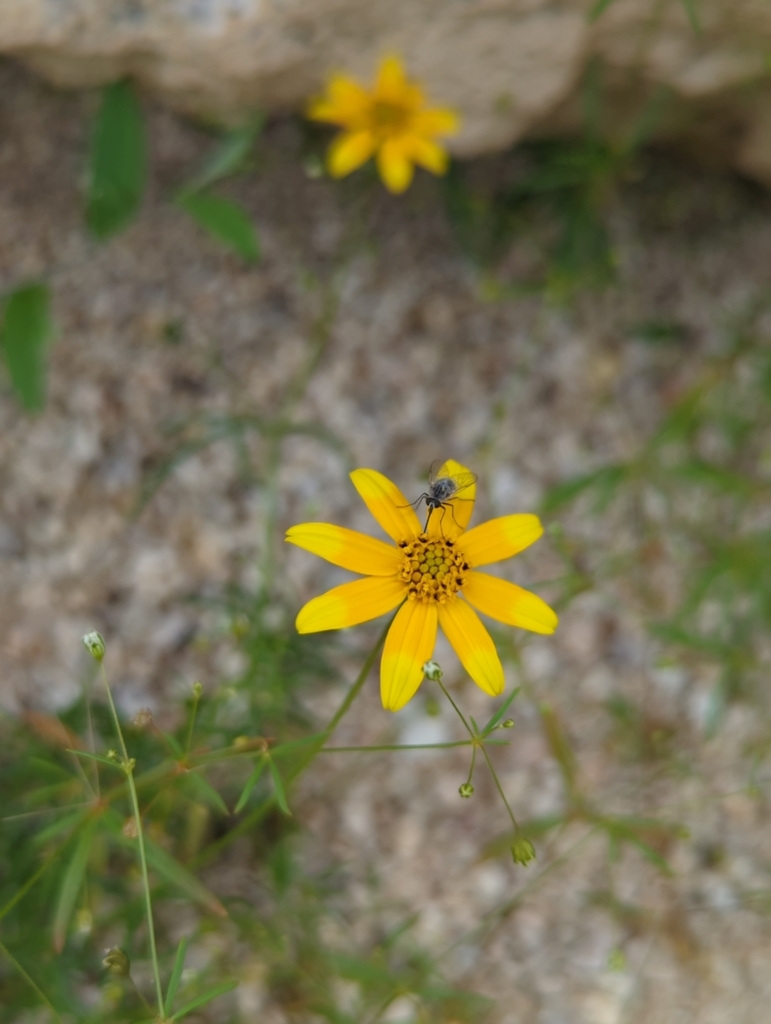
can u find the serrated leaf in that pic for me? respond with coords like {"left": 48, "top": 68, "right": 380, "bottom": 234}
{"left": 169, "top": 980, "right": 238, "bottom": 1021}
{"left": 1, "top": 283, "right": 53, "bottom": 412}
{"left": 234, "top": 756, "right": 267, "bottom": 814}
{"left": 86, "top": 80, "right": 146, "bottom": 239}
{"left": 176, "top": 191, "right": 259, "bottom": 261}
{"left": 164, "top": 935, "right": 188, "bottom": 1017}
{"left": 53, "top": 822, "right": 95, "bottom": 951}
{"left": 268, "top": 758, "right": 291, "bottom": 816}
{"left": 482, "top": 687, "right": 521, "bottom": 734}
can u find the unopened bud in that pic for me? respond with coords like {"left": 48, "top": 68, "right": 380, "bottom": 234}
{"left": 458, "top": 782, "right": 474, "bottom": 798}
{"left": 102, "top": 947, "right": 130, "bottom": 976}
{"left": 82, "top": 631, "right": 106, "bottom": 662}
{"left": 511, "top": 836, "right": 536, "bottom": 866}
{"left": 422, "top": 660, "right": 443, "bottom": 682}
{"left": 501, "top": 718, "right": 515, "bottom": 729}
{"left": 192, "top": 681, "right": 203, "bottom": 698}
{"left": 106, "top": 749, "right": 119, "bottom": 761}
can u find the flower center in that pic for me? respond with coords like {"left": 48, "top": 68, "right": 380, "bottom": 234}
{"left": 372, "top": 100, "right": 410, "bottom": 135}
{"left": 398, "top": 534, "right": 469, "bottom": 603}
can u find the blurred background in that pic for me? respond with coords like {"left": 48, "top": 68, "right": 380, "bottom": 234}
{"left": 2, "top": 2, "right": 771, "bottom": 1022}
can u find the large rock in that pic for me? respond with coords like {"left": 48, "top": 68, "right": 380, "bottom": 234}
{"left": 3, "top": 0, "right": 771, "bottom": 182}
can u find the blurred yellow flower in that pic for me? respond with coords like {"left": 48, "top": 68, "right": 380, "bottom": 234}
{"left": 307, "top": 55, "right": 459, "bottom": 194}
{"left": 286, "top": 460, "right": 557, "bottom": 712}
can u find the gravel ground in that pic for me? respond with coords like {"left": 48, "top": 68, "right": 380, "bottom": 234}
{"left": 2, "top": 62, "right": 771, "bottom": 1023}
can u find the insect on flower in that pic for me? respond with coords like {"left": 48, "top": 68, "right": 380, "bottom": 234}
{"left": 286, "top": 460, "right": 558, "bottom": 712}
{"left": 413, "top": 459, "right": 477, "bottom": 532}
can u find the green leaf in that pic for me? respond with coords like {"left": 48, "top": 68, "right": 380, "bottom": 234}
{"left": 234, "top": 755, "right": 267, "bottom": 814}
{"left": 541, "top": 465, "right": 625, "bottom": 513}
{"left": 267, "top": 757, "right": 291, "bottom": 816}
{"left": 176, "top": 770, "right": 230, "bottom": 817}
{"left": 588, "top": 0, "right": 618, "bottom": 21}
{"left": 169, "top": 980, "right": 238, "bottom": 1021}
{"left": 482, "top": 687, "right": 521, "bottom": 735}
{"left": 86, "top": 80, "right": 147, "bottom": 239}
{"left": 176, "top": 191, "right": 259, "bottom": 261}
{"left": 66, "top": 749, "right": 124, "bottom": 771}
{"left": 184, "top": 116, "right": 264, "bottom": 193}
{"left": 108, "top": 816, "right": 227, "bottom": 918}
{"left": 164, "top": 936, "right": 188, "bottom": 1016}
{"left": 679, "top": 0, "right": 700, "bottom": 32}
{"left": 1, "top": 283, "right": 53, "bottom": 411}
{"left": 52, "top": 822, "right": 95, "bottom": 951}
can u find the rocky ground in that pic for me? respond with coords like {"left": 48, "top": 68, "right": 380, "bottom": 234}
{"left": 2, "top": 61, "right": 771, "bottom": 1023}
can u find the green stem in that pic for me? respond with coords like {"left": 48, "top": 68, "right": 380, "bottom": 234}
{"left": 101, "top": 664, "right": 165, "bottom": 1020}
{"left": 437, "top": 678, "right": 519, "bottom": 832}
{"left": 321, "top": 616, "right": 394, "bottom": 742}
{"left": 0, "top": 939, "right": 62, "bottom": 1021}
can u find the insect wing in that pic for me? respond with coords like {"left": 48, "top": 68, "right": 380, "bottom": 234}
{"left": 450, "top": 471, "right": 477, "bottom": 499}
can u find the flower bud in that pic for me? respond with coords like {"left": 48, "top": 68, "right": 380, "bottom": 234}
{"left": 422, "top": 659, "right": 443, "bottom": 682}
{"left": 192, "top": 681, "right": 203, "bottom": 698}
{"left": 102, "top": 947, "right": 130, "bottom": 976}
{"left": 501, "top": 718, "right": 515, "bottom": 729}
{"left": 132, "top": 708, "right": 153, "bottom": 730}
{"left": 511, "top": 836, "right": 536, "bottom": 866}
{"left": 458, "top": 782, "right": 474, "bottom": 798}
{"left": 82, "top": 630, "right": 106, "bottom": 662}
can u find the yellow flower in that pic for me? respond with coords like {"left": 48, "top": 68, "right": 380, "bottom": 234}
{"left": 286, "top": 460, "right": 558, "bottom": 712}
{"left": 307, "top": 55, "right": 459, "bottom": 194}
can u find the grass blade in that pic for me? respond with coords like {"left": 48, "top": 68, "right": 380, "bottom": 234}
{"left": 268, "top": 758, "right": 291, "bottom": 816}
{"left": 52, "top": 823, "right": 94, "bottom": 952}
{"left": 170, "top": 980, "right": 238, "bottom": 1021}
{"left": 234, "top": 756, "right": 267, "bottom": 814}
{"left": 1, "top": 283, "right": 53, "bottom": 412}
{"left": 588, "top": 0, "right": 618, "bottom": 21}
{"left": 164, "top": 936, "right": 189, "bottom": 1017}
{"left": 176, "top": 192, "right": 260, "bottom": 261}
{"left": 86, "top": 80, "right": 146, "bottom": 239}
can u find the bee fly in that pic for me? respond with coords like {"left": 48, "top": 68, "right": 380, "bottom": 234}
{"left": 414, "top": 460, "right": 477, "bottom": 532}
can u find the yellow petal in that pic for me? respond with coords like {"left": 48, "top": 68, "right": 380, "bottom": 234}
{"left": 403, "top": 135, "right": 448, "bottom": 176}
{"left": 377, "top": 137, "right": 414, "bottom": 194}
{"left": 327, "top": 130, "right": 377, "bottom": 178}
{"left": 350, "top": 468, "right": 422, "bottom": 543}
{"left": 296, "top": 576, "right": 406, "bottom": 633}
{"left": 286, "top": 523, "right": 401, "bottom": 576}
{"left": 426, "top": 459, "right": 476, "bottom": 540}
{"left": 380, "top": 598, "right": 438, "bottom": 711}
{"left": 460, "top": 514, "right": 544, "bottom": 567}
{"left": 374, "top": 55, "right": 407, "bottom": 99}
{"left": 307, "top": 74, "right": 371, "bottom": 126}
{"left": 438, "top": 597, "right": 504, "bottom": 697}
{"left": 412, "top": 107, "right": 460, "bottom": 137}
{"left": 463, "top": 571, "right": 558, "bottom": 634}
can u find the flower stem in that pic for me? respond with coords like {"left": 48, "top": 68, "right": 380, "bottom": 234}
{"left": 436, "top": 678, "right": 519, "bottom": 833}
{"left": 100, "top": 664, "right": 164, "bottom": 1019}
{"left": 322, "top": 615, "right": 394, "bottom": 740}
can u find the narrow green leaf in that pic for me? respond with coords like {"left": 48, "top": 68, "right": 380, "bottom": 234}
{"left": 176, "top": 191, "right": 260, "bottom": 261}
{"left": 267, "top": 757, "right": 291, "bottom": 816}
{"left": 86, "top": 80, "right": 147, "bottom": 239}
{"left": 164, "top": 936, "right": 188, "bottom": 1016}
{"left": 169, "top": 980, "right": 238, "bottom": 1021}
{"left": 482, "top": 687, "right": 521, "bottom": 735}
{"left": 1, "top": 283, "right": 53, "bottom": 411}
{"left": 176, "top": 770, "right": 230, "bottom": 817}
{"left": 234, "top": 756, "right": 267, "bottom": 814}
{"left": 588, "top": 0, "right": 618, "bottom": 21}
{"left": 52, "top": 823, "right": 95, "bottom": 951}
{"left": 679, "top": 0, "right": 700, "bottom": 32}
{"left": 541, "top": 465, "right": 625, "bottom": 513}
{"left": 108, "top": 819, "right": 227, "bottom": 917}
{"left": 184, "top": 116, "right": 264, "bottom": 193}
{"left": 67, "top": 749, "right": 123, "bottom": 771}
{"left": 469, "top": 716, "right": 480, "bottom": 734}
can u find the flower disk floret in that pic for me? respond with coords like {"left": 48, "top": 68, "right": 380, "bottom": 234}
{"left": 285, "top": 460, "right": 558, "bottom": 712}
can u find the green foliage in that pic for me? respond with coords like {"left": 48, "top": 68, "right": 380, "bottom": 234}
{"left": 176, "top": 192, "right": 260, "bottom": 261}
{"left": 86, "top": 80, "right": 147, "bottom": 239}
{"left": 0, "top": 283, "right": 54, "bottom": 411}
